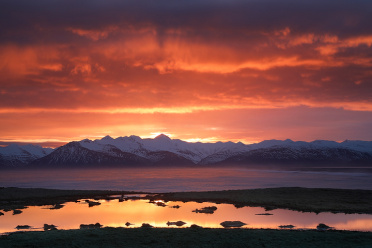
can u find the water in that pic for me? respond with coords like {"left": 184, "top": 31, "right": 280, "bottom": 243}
{"left": 1, "top": 167, "right": 372, "bottom": 192}
{"left": 1, "top": 199, "right": 372, "bottom": 234}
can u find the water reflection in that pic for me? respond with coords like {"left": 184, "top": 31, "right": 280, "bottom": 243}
{"left": 1, "top": 199, "right": 372, "bottom": 234}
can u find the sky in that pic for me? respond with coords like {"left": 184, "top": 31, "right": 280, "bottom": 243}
{"left": 1, "top": 0, "right": 372, "bottom": 147}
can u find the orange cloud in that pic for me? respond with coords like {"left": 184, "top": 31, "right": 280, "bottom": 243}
{"left": 316, "top": 35, "right": 372, "bottom": 55}
{"left": 0, "top": 45, "right": 63, "bottom": 80}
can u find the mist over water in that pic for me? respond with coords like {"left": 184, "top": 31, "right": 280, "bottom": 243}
{"left": 1, "top": 167, "right": 372, "bottom": 192}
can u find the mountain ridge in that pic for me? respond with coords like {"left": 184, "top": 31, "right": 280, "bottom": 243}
{"left": 1, "top": 135, "right": 372, "bottom": 168}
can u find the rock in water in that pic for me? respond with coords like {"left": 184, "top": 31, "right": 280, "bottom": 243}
{"left": 317, "top": 223, "right": 333, "bottom": 231}
{"left": 166, "top": 221, "right": 187, "bottom": 227}
{"left": 192, "top": 206, "right": 217, "bottom": 214}
{"left": 170, "top": 205, "right": 180, "bottom": 208}
{"left": 15, "top": 225, "right": 31, "bottom": 230}
{"left": 44, "top": 224, "right": 57, "bottom": 231}
{"left": 141, "top": 223, "right": 153, "bottom": 228}
{"left": 220, "top": 221, "right": 246, "bottom": 228}
{"left": 189, "top": 224, "right": 203, "bottom": 229}
{"left": 13, "top": 209, "right": 22, "bottom": 215}
{"left": 279, "top": 225, "right": 295, "bottom": 229}
{"left": 86, "top": 200, "right": 101, "bottom": 207}
{"left": 49, "top": 204, "right": 64, "bottom": 210}
{"left": 80, "top": 223, "right": 102, "bottom": 229}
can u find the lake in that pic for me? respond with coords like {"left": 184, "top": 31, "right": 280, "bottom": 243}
{"left": 1, "top": 167, "right": 372, "bottom": 192}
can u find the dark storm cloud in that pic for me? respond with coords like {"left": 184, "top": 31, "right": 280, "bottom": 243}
{"left": 1, "top": 0, "right": 372, "bottom": 44}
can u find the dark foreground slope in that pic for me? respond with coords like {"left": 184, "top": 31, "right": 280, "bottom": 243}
{"left": 1, "top": 228, "right": 372, "bottom": 248}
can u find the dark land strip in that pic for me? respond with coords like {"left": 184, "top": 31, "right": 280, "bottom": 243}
{"left": 1, "top": 227, "right": 372, "bottom": 248}
{"left": 156, "top": 187, "right": 372, "bottom": 214}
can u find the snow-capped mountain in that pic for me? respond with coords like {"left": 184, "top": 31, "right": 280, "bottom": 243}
{"left": 1, "top": 135, "right": 372, "bottom": 168}
{"left": 0, "top": 144, "right": 53, "bottom": 167}
{"left": 78, "top": 134, "right": 247, "bottom": 163}
{"left": 217, "top": 147, "right": 372, "bottom": 166}
{"left": 31, "top": 142, "right": 148, "bottom": 167}
{"left": 201, "top": 139, "right": 372, "bottom": 165}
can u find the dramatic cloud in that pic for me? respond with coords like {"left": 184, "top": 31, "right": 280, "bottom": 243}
{"left": 0, "top": 0, "right": 371, "bottom": 144}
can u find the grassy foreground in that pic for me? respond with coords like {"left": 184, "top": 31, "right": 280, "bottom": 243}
{"left": 1, "top": 227, "right": 372, "bottom": 248}
{"left": 158, "top": 187, "right": 372, "bottom": 214}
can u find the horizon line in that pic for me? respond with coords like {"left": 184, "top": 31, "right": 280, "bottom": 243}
{"left": 1, "top": 134, "right": 371, "bottom": 149}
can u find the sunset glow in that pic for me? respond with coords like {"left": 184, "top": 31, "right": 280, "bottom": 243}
{"left": 1, "top": 1, "right": 372, "bottom": 146}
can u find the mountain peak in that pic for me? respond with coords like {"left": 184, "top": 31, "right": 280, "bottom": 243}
{"left": 154, "top": 134, "right": 171, "bottom": 141}
{"left": 128, "top": 135, "right": 141, "bottom": 141}
{"left": 101, "top": 135, "right": 114, "bottom": 141}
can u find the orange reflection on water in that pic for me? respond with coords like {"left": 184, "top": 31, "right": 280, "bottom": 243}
{"left": 1, "top": 199, "right": 372, "bottom": 234}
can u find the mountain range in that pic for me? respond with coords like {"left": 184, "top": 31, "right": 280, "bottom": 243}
{"left": 1, "top": 134, "right": 372, "bottom": 168}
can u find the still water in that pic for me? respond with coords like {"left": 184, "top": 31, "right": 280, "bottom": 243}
{"left": 1, "top": 199, "right": 372, "bottom": 234}
{"left": 1, "top": 167, "right": 372, "bottom": 192}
